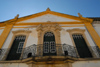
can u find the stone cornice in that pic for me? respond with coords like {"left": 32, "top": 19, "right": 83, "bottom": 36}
{"left": 67, "top": 28, "right": 85, "bottom": 33}
{"left": 12, "top": 30, "right": 32, "bottom": 34}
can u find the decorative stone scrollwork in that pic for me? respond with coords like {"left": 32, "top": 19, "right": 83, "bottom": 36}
{"left": 36, "top": 24, "right": 61, "bottom": 43}
{"left": 36, "top": 24, "right": 43, "bottom": 31}
{"left": 37, "top": 24, "right": 61, "bottom": 32}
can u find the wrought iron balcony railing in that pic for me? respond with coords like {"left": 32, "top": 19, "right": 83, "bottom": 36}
{"left": 0, "top": 44, "right": 100, "bottom": 61}
{"left": 22, "top": 44, "right": 78, "bottom": 59}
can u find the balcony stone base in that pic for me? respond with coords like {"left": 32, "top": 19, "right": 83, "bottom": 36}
{"left": 0, "top": 56, "right": 100, "bottom": 67}
{"left": 28, "top": 63, "right": 72, "bottom": 67}
{"left": 25, "top": 56, "right": 75, "bottom": 67}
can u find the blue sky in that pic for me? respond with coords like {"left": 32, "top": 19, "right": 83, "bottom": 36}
{"left": 0, "top": 0, "right": 100, "bottom": 22}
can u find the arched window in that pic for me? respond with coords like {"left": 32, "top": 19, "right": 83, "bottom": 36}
{"left": 6, "top": 35, "right": 26, "bottom": 60}
{"left": 72, "top": 34, "right": 92, "bottom": 58}
{"left": 43, "top": 32, "right": 56, "bottom": 56}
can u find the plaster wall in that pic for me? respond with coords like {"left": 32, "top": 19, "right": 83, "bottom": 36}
{"left": 30, "top": 61, "right": 100, "bottom": 67}
{"left": 0, "top": 63, "right": 68, "bottom": 67}
{"left": 2, "top": 30, "right": 13, "bottom": 48}
{"left": 2, "top": 26, "right": 96, "bottom": 49}
{"left": 93, "top": 24, "right": 100, "bottom": 37}
{"left": 18, "top": 14, "right": 80, "bottom": 23}
{"left": 0, "top": 63, "right": 28, "bottom": 67}
{"left": 0, "top": 60, "right": 100, "bottom": 67}
{"left": 60, "top": 27, "right": 96, "bottom": 46}
{"left": 25, "top": 28, "right": 38, "bottom": 47}
{"left": 2, "top": 28, "right": 38, "bottom": 48}
{"left": 35, "top": 64, "right": 68, "bottom": 67}
{"left": 72, "top": 60, "right": 100, "bottom": 67}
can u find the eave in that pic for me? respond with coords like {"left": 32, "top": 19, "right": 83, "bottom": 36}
{"left": 0, "top": 8, "right": 93, "bottom": 27}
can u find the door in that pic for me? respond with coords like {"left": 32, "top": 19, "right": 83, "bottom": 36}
{"left": 72, "top": 34, "right": 92, "bottom": 58}
{"left": 6, "top": 35, "right": 26, "bottom": 60}
{"left": 43, "top": 32, "right": 56, "bottom": 56}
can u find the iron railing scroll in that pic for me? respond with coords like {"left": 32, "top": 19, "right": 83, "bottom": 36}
{"left": 0, "top": 44, "right": 100, "bottom": 61}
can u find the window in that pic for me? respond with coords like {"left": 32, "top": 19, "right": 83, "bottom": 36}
{"left": 72, "top": 34, "right": 92, "bottom": 58}
{"left": 6, "top": 35, "right": 26, "bottom": 60}
{"left": 17, "top": 42, "right": 24, "bottom": 53}
{"left": 67, "top": 29, "right": 94, "bottom": 58}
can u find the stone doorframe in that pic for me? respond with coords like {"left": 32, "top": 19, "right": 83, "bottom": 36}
{"left": 36, "top": 24, "right": 63, "bottom": 56}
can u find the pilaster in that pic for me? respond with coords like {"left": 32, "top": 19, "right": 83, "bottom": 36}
{"left": 84, "top": 22, "right": 100, "bottom": 48}
{"left": 0, "top": 14, "right": 18, "bottom": 49}
{"left": 0, "top": 24, "right": 13, "bottom": 48}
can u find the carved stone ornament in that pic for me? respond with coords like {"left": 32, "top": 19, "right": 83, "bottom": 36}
{"left": 36, "top": 24, "right": 61, "bottom": 31}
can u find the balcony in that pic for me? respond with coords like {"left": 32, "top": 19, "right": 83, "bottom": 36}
{"left": 0, "top": 44, "right": 100, "bottom": 61}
